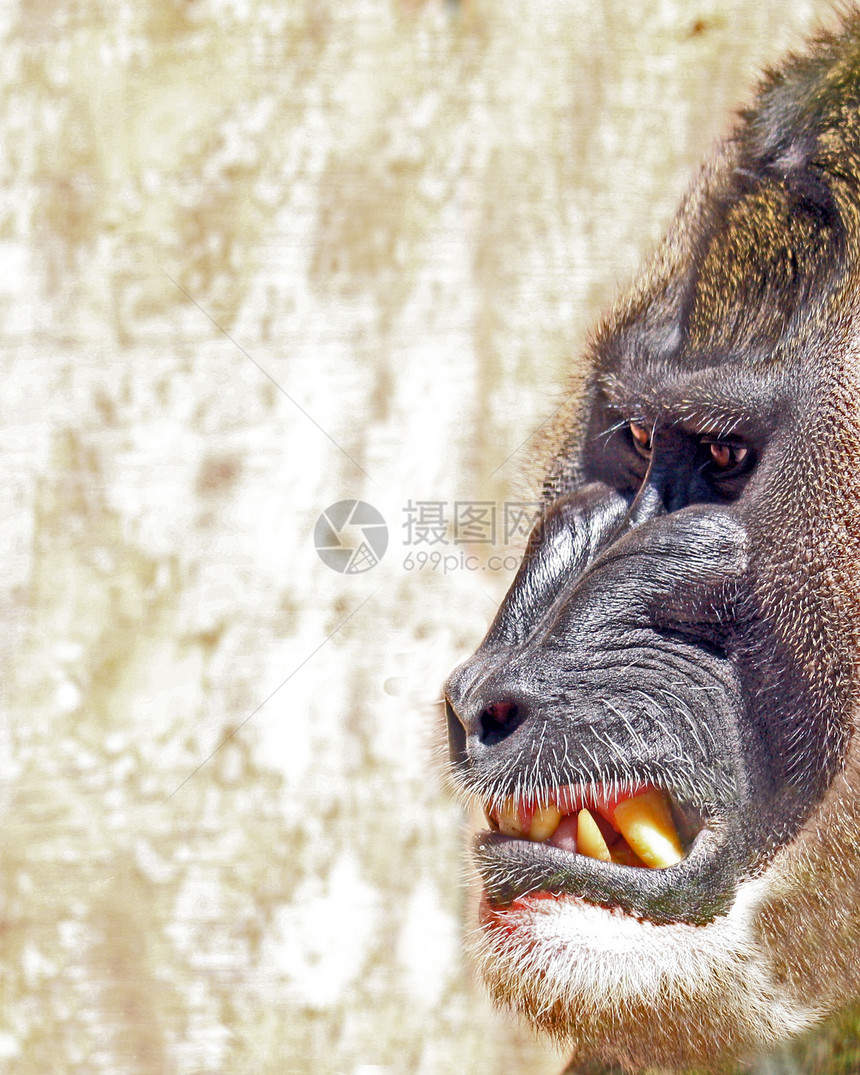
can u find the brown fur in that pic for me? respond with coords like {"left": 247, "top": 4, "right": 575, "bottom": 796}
{"left": 451, "top": 13, "right": 860, "bottom": 1074}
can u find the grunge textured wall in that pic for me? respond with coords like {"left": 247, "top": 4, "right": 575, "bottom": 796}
{"left": 1, "top": 1, "right": 834, "bottom": 1072}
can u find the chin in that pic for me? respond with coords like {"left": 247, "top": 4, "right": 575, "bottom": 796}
{"left": 469, "top": 879, "right": 815, "bottom": 1072}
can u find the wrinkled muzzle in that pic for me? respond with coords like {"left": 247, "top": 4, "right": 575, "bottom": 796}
{"left": 443, "top": 482, "right": 777, "bottom": 924}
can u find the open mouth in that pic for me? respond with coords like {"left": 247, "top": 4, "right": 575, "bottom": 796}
{"left": 486, "top": 785, "right": 691, "bottom": 869}
{"left": 473, "top": 782, "right": 734, "bottom": 925}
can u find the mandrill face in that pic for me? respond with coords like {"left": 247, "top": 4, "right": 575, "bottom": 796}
{"left": 444, "top": 18, "right": 860, "bottom": 1075}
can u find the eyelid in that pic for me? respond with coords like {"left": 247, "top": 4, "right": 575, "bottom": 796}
{"left": 699, "top": 437, "right": 748, "bottom": 452}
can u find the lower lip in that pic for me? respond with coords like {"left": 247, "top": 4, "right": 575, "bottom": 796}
{"left": 473, "top": 826, "right": 731, "bottom": 926}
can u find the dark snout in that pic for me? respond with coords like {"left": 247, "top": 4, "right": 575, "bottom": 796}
{"left": 445, "top": 483, "right": 630, "bottom": 768}
{"left": 443, "top": 484, "right": 771, "bottom": 921}
{"left": 445, "top": 484, "right": 750, "bottom": 795}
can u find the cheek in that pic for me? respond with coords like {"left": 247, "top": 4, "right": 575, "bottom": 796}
{"left": 757, "top": 746, "right": 860, "bottom": 1006}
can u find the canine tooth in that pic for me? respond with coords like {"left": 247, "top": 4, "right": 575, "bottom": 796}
{"left": 576, "top": 809, "right": 612, "bottom": 862}
{"left": 529, "top": 803, "right": 562, "bottom": 842}
{"left": 613, "top": 788, "right": 684, "bottom": 868}
{"left": 497, "top": 798, "right": 526, "bottom": 838}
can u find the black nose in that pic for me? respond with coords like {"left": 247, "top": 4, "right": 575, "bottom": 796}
{"left": 445, "top": 664, "right": 531, "bottom": 765}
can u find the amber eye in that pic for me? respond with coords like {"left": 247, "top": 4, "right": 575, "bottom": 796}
{"left": 707, "top": 442, "right": 749, "bottom": 471}
{"left": 629, "top": 421, "right": 652, "bottom": 456}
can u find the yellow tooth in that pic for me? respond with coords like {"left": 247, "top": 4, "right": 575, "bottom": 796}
{"left": 497, "top": 798, "right": 527, "bottom": 838}
{"left": 613, "top": 789, "right": 684, "bottom": 869}
{"left": 497, "top": 800, "right": 563, "bottom": 841}
{"left": 529, "top": 803, "right": 562, "bottom": 842}
{"left": 576, "top": 809, "right": 612, "bottom": 862}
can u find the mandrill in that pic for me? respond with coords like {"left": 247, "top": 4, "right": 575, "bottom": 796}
{"left": 445, "top": 12, "right": 860, "bottom": 1075}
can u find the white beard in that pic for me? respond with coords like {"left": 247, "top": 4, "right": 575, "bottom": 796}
{"left": 469, "top": 875, "right": 819, "bottom": 1073}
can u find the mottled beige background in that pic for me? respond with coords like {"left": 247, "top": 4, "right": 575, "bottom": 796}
{"left": 0, "top": 1, "right": 836, "bottom": 1073}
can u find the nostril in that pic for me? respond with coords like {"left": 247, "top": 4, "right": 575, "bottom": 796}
{"left": 479, "top": 700, "right": 525, "bottom": 746}
{"left": 445, "top": 699, "right": 467, "bottom": 766}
